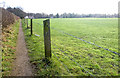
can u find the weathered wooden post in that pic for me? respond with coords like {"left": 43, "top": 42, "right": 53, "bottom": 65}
{"left": 43, "top": 19, "right": 51, "bottom": 58}
{"left": 30, "top": 19, "right": 33, "bottom": 35}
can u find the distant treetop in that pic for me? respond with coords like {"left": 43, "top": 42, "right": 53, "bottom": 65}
{"left": 6, "top": 7, "right": 27, "bottom": 19}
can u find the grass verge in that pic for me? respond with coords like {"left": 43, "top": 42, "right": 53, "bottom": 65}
{"left": 2, "top": 20, "right": 19, "bottom": 76}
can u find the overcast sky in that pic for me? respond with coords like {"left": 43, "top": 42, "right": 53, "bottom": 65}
{"left": 0, "top": 0, "right": 119, "bottom": 14}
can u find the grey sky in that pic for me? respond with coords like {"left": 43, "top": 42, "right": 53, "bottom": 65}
{"left": 0, "top": 0, "right": 119, "bottom": 14}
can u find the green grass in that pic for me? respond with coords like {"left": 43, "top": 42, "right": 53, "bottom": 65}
{"left": 23, "top": 18, "right": 119, "bottom": 76}
{"left": 2, "top": 20, "right": 19, "bottom": 76}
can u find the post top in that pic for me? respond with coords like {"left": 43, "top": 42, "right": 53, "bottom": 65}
{"left": 43, "top": 19, "right": 50, "bottom": 22}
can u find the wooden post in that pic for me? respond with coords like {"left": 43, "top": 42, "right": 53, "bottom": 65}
{"left": 43, "top": 19, "right": 51, "bottom": 58}
{"left": 30, "top": 19, "right": 33, "bottom": 35}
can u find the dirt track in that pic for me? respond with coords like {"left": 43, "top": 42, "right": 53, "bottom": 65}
{"left": 11, "top": 20, "right": 33, "bottom": 76}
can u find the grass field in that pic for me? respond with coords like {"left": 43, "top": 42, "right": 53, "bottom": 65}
{"left": 23, "top": 18, "right": 119, "bottom": 76}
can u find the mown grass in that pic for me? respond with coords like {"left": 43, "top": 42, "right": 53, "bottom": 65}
{"left": 23, "top": 18, "right": 119, "bottom": 76}
{"left": 2, "top": 20, "right": 19, "bottom": 76}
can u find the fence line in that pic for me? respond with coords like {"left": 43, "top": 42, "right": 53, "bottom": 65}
{"left": 25, "top": 19, "right": 118, "bottom": 76}
{"left": 51, "top": 27, "right": 120, "bottom": 56}
{"left": 28, "top": 19, "right": 94, "bottom": 76}
{"left": 33, "top": 20, "right": 118, "bottom": 51}
{"left": 52, "top": 42, "right": 95, "bottom": 77}
{"left": 35, "top": 21, "right": 118, "bottom": 51}
{"left": 28, "top": 20, "right": 71, "bottom": 74}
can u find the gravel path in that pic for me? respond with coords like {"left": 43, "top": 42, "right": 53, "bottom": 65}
{"left": 11, "top": 20, "right": 33, "bottom": 76}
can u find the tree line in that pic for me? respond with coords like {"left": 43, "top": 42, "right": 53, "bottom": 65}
{"left": 6, "top": 7, "right": 118, "bottom": 19}
{"left": 28, "top": 13, "right": 118, "bottom": 18}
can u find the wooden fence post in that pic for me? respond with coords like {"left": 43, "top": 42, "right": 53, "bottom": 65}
{"left": 30, "top": 19, "right": 33, "bottom": 35}
{"left": 43, "top": 19, "right": 51, "bottom": 58}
